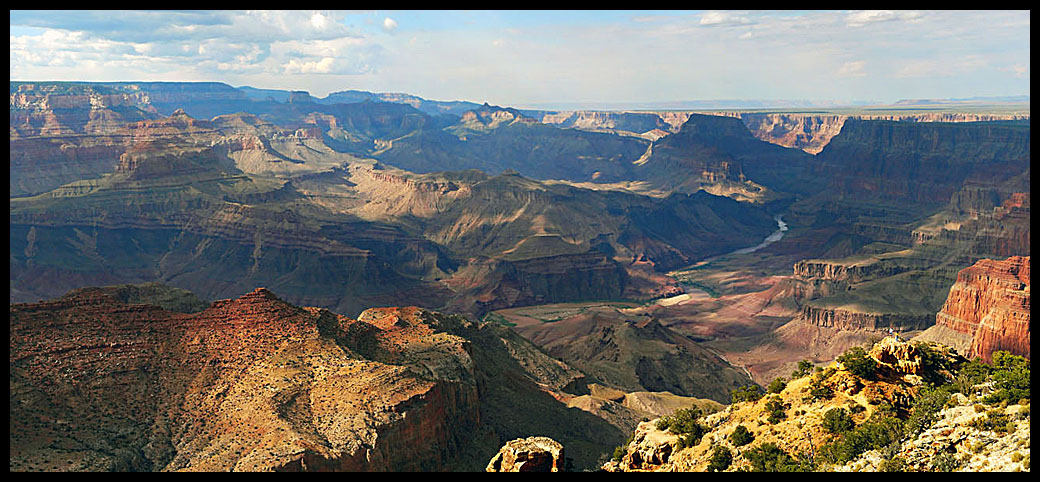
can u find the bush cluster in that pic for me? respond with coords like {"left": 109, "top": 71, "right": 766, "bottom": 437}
{"left": 763, "top": 396, "right": 787, "bottom": 424}
{"left": 731, "top": 384, "right": 764, "bottom": 404}
{"left": 817, "top": 413, "right": 904, "bottom": 465}
{"left": 656, "top": 406, "right": 706, "bottom": 449}
{"left": 791, "top": 360, "right": 814, "bottom": 378}
{"left": 729, "top": 425, "right": 754, "bottom": 447}
{"left": 768, "top": 377, "right": 787, "bottom": 394}
{"left": 837, "top": 346, "right": 878, "bottom": 380}
{"left": 706, "top": 446, "right": 732, "bottom": 472}
{"left": 742, "top": 443, "right": 815, "bottom": 472}
{"left": 821, "top": 408, "right": 855, "bottom": 435}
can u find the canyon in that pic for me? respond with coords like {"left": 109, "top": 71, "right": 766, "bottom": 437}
{"left": 9, "top": 81, "right": 1030, "bottom": 471}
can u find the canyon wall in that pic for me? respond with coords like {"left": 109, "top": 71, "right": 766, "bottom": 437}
{"left": 923, "top": 256, "right": 1030, "bottom": 362}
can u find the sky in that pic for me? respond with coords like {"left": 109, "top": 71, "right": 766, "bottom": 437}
{"left": 9, "top": 10, "right": 1031, "bottom": 109}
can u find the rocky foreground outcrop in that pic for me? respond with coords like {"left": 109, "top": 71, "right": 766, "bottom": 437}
{"left": 485, "top": 437, "right": 565, "bottom": 472}
{"left": 604, "top": 337, "right": 1030, "bottom": 472}
{"left": 918, "top": 256, "right": 1030, "bottom": 362}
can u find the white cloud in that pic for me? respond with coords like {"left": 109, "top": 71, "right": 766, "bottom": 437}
{"left": 284, "top": 57, "right": 335, "bottom": 74}
{"left": 383, "top": 17, "right": 398, "bottom": 32}
{"left": 846, "top": 10, "right": 924, "bottom": 28}
{"left": 699, "top": 11, "right": 751, "bottom": 26}
{"left": 836, "top": 60, "right": 866, "bottom": 78}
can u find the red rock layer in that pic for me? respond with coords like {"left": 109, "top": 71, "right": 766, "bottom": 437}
{"left": 934, "top": 256, "right": 1030, "bottom": 362}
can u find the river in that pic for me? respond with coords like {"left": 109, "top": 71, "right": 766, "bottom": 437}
{"left": 664, "top": 214, "right": 788, "bottom": 303}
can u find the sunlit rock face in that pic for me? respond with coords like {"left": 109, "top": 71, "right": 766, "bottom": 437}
{"left": 928, "top": 256, "right": 1030, "bottom": 362}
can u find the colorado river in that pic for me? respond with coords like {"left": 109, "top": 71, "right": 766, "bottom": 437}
{"left": 662, "top": 214, "right": 789, "bottom": 304}
{"left": 681, "top": 214, "right": 788, "bottom": 270}
{"left": 731, "top": 214, "right": 788, "bottom": 255}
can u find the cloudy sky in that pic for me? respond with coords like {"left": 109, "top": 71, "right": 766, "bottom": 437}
{"left": 9, "top": 10, "right": 1031, "bottom": 108}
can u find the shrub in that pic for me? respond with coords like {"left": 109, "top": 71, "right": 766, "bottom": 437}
{"left": 913, "top": 342, "right": 951, "bottom": 384}
{"left": 764, "top": 396, "right": 787, "bottom": 424}
{"left": 838, "top": 346, "right": 878, "bottom": 380}
{"left": 657, "top": 406, "right": 706, "bottom": 448}
{"left": 732, "top": 384, "right": 764, "bottom": 404}
{"left": 983, "top": 351, "right": 1030, "bottom": 405}
{"left": 707, "top": 446, "right": 733, "bottom": 472}
{"left": 612, "top": 445, "right": 626, "bottom": 462}
{"left": 879, "top": 456, "right": 906, "bottom": 472}
{"left": 904, "top": 385, "right": 952, "bottom": 437}
{"left": 743, "top": 443, "right": 813, "bottom": 472}
{"left": 929, "top": 452, "right": 960, "bottom": 472}
{"left": 822, "top": 408, "right": 855, "bottom": 435}
{"left": 817, "top": 414, "right": 904, "bottom": 465}
{"left": 730, "top": 425, "right": 755, "bottom": 447}
{"left": 792, "top": 360, "right": 814, "bottom": 378}
{"left": 968, "top": 409, "right": 1012, "bottom": 433}
{"left": 806, "top": 382, "right": 833, "bottom": 402}
{"left": 768, "top": 377, "right": 787, "bottom": 394}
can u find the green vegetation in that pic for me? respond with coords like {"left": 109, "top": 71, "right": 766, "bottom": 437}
{"left": 817, "top": 413, "right": 904, "bottom": 465}
{"left": 768, "top": 377, "right": 787, "bottom": 394}
{"left": 655, "top": 405, "right": 706, "bottom": 449}
{"left": 804, "top": 379, "right": 833, "bottom": 402}
{"left": 612, "top": 445, "right": 626, "bottom": 462}
{"left": 763, "top": 396, "right": 787, "bottom": 424}
{"left": 743, "top": 443, "right": 815, "bottom": 472}
{"left": 729, "top": 425, "right": 755, "bottom": 447}
{"left": 879, "top": 456, "right": 906, "bottom": 472}
{"left": 837, "top": 346, "right": 878, "bottom": 380}
{"left": 821, "top": 408, "right": 855, "bottom": 435}
{"left": 968, "top": 409, "right": 1014, "bottom": 433}
{"left": 929, "top": 452, "right": 961, "bottom": 472}
{"left": 816, "top": 350, "right": 1030, "bottom": 468}
{"left": 481, "top": 312, "right": 516, "bottom": 327}
{"left": 707, "top": 446, "right": 733, "bottom": 472}
{"left": 791, "top": 360, "right": 814, "bottom": 378}
{"left": 731, "top": 384, "right": 764, "bottom": 404}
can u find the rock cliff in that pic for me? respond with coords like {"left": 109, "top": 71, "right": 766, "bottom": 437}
{"left": 919, "top": 256, "right": 1030, "bottom": 362}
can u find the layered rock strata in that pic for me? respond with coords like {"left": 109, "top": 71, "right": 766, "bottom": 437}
{"left": 926, "top": 256, "right": 1030, "bottom": 362}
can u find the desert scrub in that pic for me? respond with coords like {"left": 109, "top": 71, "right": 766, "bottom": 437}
{"left": 804, "top": 380, "right": 833, "bottom": 402}
{"left": 706, "top": 446, "right": 732, "bottom": 472}
{"left": 879, "top": 456, "right": 906, "bottom": 472}
{"left": 929, "top": 451, "right": 960, "bottom": 472}
{"left": 791, "top": 360, "right": 814, "bottom": 378}
{"left": 821, "top": 408, "right": 855, "bottom": 435}
{"left": 763, "top": 396, "right": 787, "bottom": 424}
{"left": 731, "top": 384, "right": 764, "bottom": 404}
{"left": 743, "top": 443, "right": 815, "bottom": 472}
{"left": 768, "top": 377, "right": 787, "bottom": 394}
{"left": 656, "top": 406, "right": 706, "bottom": 449}
{"left": 729, "top": 425, "right": 755, "bottom": 447}
{"left": 837, "top": 346, "right": 878, "bottom": 380}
